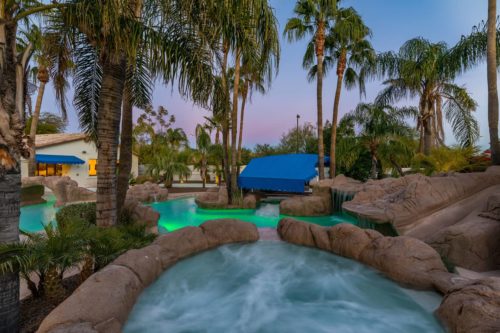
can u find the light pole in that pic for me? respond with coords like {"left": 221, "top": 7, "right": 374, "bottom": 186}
{"left": 296, "top": 114, "right": 300, "bottom": 154}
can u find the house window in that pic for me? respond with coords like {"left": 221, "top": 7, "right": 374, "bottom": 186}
{"left": 88, "top": 159, "right": 97, "bottom": 176}
{"left": 35, "top": 163, "right": 63, "bottom": 177}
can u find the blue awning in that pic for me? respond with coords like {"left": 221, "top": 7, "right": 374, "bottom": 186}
{"left": 35, "top": 154, "right": 85, "bottom": 165}
{"left": 238, "top": 154, "right": 330, "bottom": 193}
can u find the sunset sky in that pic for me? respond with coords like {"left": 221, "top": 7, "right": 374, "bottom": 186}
{"left": 42, "top": 0, "right": 493, "bottom": 149}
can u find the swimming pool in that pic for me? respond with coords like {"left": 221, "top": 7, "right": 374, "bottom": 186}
{"left": 124, "top": 242, "right": 444, "bottom": 333}
{"left": 20, "top": 196, "right": 358, "bottom": 233}
{"left": 150, "top": 197, "right": 358, "bottom": 232}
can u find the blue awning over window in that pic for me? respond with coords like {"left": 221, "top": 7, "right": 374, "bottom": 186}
{"left": 35, "top": 154, "right": 85, "bottom": 165}
{"left": 238, "top": 154, "right": 330, "bottom": 193}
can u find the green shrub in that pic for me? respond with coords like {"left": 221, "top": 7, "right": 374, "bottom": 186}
{"left": 134, "top": 175, "right": 155, "bottom": 184}
{"left": 56, "top": 202, "right": 96, "bottom": 228}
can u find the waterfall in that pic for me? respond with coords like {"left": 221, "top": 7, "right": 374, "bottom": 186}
{"left": 331, "top": 189, "right": 356, "bottom": 213}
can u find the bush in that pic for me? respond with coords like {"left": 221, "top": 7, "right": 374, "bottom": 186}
{"left": 56, "top": 202, "right": 96, "bottom": 228}
{"left": 134, "top": 175, "right": 155, "bottom": 184}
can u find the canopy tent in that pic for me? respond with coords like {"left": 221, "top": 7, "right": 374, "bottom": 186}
{"left": 35, "top": 154, "right": 85, "bottom": 165}
{"left": 238, "top": 154, "right": 330, "bottom": 193}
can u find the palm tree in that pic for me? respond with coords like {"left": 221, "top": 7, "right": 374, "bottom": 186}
{"left": 345, "top": 103, "right": 416, "bottom": 179}
{"left": 487, "top": 0, "right": 500, "bottom": 164}
{"left": 0, "top": 2, "right": 66, "bottom": 330}
{"left": 307, "top": 7, "right": 375, "bottom": 178}
{"left": 285, "top": 0, "right": 338, "bottom": 179}
{"left": 147, "top": 147, "right": 192, "bottom": 187}
{"left": 376, "top": 38, "right": 479, "bottom": 155}
{"left": 195, "top": 124, "right": 212, "bottom": 188}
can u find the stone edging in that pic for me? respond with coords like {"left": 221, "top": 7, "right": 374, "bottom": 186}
{"left": 277, "top": 218, "right": 500, "bottom": 333}
{"left": 37, "top": 219, "right": 259, "bottom": 333}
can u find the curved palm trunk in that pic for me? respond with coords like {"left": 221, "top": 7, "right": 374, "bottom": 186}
{"left": 116, "top": 86, "right": 133, "bottom": 217}
{"left": 95, "top": 55, "right": 126, "bottom": 227}
{"left": 237, "top": 82, "right": 248, "bottom": 165}
{"left": 27, "top": 78, "right": 47, "bottom": 176}
{"left": 330, "top": 50, "right": 346, "bottom": 179}
{"left": 487, "top": 0, "right": 500, "bottom": 165}
{"left": 315, "top": 23, "right": 326, "bottom": 180}
{"left": 230, "top": 50, "right": 241, "bottom": 197}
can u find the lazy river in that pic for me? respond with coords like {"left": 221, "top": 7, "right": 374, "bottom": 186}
{"left": 20, "top": 196, "right": 358, "bottom": 233}
{"left": 123, "top": 242, "right": 444, "bottom": 333}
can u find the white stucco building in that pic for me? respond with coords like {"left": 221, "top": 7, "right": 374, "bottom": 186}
{"left": 21, "top": 133, "right": 139, "bottom": 188}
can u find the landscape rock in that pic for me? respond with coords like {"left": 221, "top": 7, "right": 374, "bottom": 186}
{"left": 200, "top": 219, "right": 259, "bottom": 247}
{"left": 359, "top": 236, "right": 448, "bottom": 289}
{"left": 111, "top": 245, "right": 162, "bottom": 287}
{"left": 242, "top": 193, "right": 258, "bottom": 209}
{"left": 22, "top": 176, "right": 96, "bottom": 207}
{"left": 37, "top": 265, "right": 142, "bottom": 333}
{"left": 153, "top": 226, "right": 209, "bottom": 264}
{"left": 126, "top": 182, "right": 168, "bottom": 203}
{"left": 479, "top": 194, "right": 500, "bottom": 221}
{"left": 426, "top": 215, "right": 500, "bottom": 272}
{"left": 329, "top": 223, "right": 382, "bottom": 260}
{"left": 46, "top": 322, "right": 98, "bottom": 333}
{"left": 122, "top": 199, "right": 160, "bottom": 229}
{"left": 280, "top": 196, "right": 330, "bottom": 216}
{"left": 437, "top": 277, "right": 500, "bottom": 333}
{"left": 195, "top": 186, "right": 228, "bottom": 209}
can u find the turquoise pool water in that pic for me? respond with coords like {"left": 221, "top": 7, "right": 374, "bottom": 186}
{"left": 20, "top": 196, "right": 357, "bottom": 233}
{"left": 20, "top": 195, "right": 58, "bottom": 233}
{"left": 151, "top": 197, "right": 358, "bottom": 232}
{"left": 124, "top": 242, "right": 444, "bottom": 333}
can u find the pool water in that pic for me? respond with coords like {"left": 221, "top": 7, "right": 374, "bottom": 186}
{"left": 20, "top": 195, "right": 58, "bottom": 233}
{"left": 124, "top": 242, "right": 444, "bottom": 333}
{"left": 151, "top": 197, "right": 358, "bottom": 232}
{"left": 20, "top": 196, "right": 357, "bottom": 233}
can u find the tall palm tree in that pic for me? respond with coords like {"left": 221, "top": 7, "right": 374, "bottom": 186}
{"left": 345, "top": 103, "right": 416, "bottom": 179}
{"left": 284, "top": 0, "right": 338, "bottom": 179}
{"left": 376, "top": 38, "right": 479, "bottom": 155}
{"left": 310, "top": 7, "right": 375, "bottom": 178}
{"left": 195, "top": 124, "right": 212, "bottom": 188}
{"left": 487, "top": 0, "right": 500, "bottom": 164}
{"left": 0, "top": 2, "right": 66, "bottom": 330}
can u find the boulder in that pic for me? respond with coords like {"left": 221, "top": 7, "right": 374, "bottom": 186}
{"left": 426, "top": 215, "right": 500, "bottom": 272}
{"left": 359, "top": 236, "right": 447, "bottom": 289}
{"left": 111, "top": 245, "right": 162, "bottom": 287}
{"left": 37, "top": 265, "right": 143, "bottom": 333}
{"left": 329, "top": 223, "right": 382, "bottom": 260}
{"left": 277, "top": 218, "right": 316, "bottom": 247}
{"left": 280, "top": 196, "right": 330, "bottom": 216}
{"left": 126, "top": 182, "right": 168, "bottom": 203}
{"left": 153, "top": 226, "right": 209, "bottom": 265}
{"left": 195, "top": 186, "right": 229, "bottom": 209}
{"left": 22, "top": 176, "right": 96, "bottom": 207}
{"left": 122, "top": 199, "right": 160, "bottom": 229}
{"left": 242, "top": 193, "right": 258, "bottom": 209}
{"left": 200, "top": 219, "right": 259, "bottom": 247}
{"left": 479, "top": 194, "right": 500, "bottom": 221}
{"left": 437, "top": 277, "right": 500, "bottom": 333}
{"left": 46, "top": 322, "right": 98, "bottom": 333}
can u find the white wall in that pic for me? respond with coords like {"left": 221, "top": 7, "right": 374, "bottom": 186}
{"left": 21, "top": 139, "right": 139, "bottom": 188}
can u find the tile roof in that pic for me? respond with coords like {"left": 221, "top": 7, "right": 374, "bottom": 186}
{"left": 35, "top": 133, "right": 88, "bottom": 148}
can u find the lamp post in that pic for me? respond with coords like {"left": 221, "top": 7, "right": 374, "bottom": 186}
{"left": 296, "top": 114, "right": 300, "bottom": 154}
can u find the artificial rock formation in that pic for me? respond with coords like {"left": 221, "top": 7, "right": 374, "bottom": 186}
{"left": 22, "top": 176, "right": 96, "bottom": 207}
{"left": 195, "top": 186, "right": 229, "bottom": 209}
{"left": 280, "top": 176, "right": 361, "bottom": 216}
{"left": 277, "top": 218, "right": 500, "bottom": 332}
{"left": 122, "top": 199, "right": 160, "bottom": 233}
{"left": 343, "top": 167, "right": 500, "bottom": 234}
{"left": 37, "top": 219, "right": 259, "bottom": 333}
{"left": 125, "top": 182, "right": 168, "bottom": 203}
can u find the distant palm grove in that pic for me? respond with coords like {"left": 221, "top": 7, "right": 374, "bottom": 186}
{"left": 0, "top": 0, "right": 499, "bottom": 331}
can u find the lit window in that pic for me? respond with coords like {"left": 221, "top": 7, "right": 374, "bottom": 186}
{"left": 88, "top": 159, "right": 97, "bottom": 176}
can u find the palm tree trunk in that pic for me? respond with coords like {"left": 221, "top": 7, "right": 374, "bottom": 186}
{"left": 487, "top": 0, "right": 500, "bottom": 165}
{"left": 0, "top": 19, "right": 24, "bottom": 333}
{"left": 95, "top": 55, "right": 126, "bottom": 227}
{"left": 221, "top": 41, "right": 232, "bottom": 204}
{"left": 27, "top": 80, "right": 47, "bottom": 176}
{"left": 116, "top": 86, "right": 133, "bottom": 218}
{"left": 237, "top": 82, "right": 248, "bottom": 165}
{"left": 315, "top": 23, "right": 326, "bottom": 180}
{"left": 330, "top": 51, "right": 346, "bottom": 179}
{"left": 230, "top": 49, "right": 241, "bottom": 197}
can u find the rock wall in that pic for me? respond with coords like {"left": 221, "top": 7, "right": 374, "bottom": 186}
{"left": 37, "top": 219, "right": 259, "bottom": 333}
{"left": 195, "top": 187, "right": 228, "bottom": 209}
{"left": 342, "top": 167, "right": 500, "bottom": 233}
{"left": 277, "top": 218, "right": 500, "bottom": 333}
{"left": 22, "top": 176, "right": 96, "bottom": 207}
{"left": 126, "top": 182, "right": 168, "bottom": 203}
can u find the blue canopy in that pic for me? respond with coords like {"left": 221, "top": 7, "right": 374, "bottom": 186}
{"left": 238, "top": 154, "right": 330, "bottom": 193}
{"left": 36, "top": 154, "right": 85, "bottom": 165}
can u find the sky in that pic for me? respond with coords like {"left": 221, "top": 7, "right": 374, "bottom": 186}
{"left": 41, "top": 0, "right": 496, "bottom": 149}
